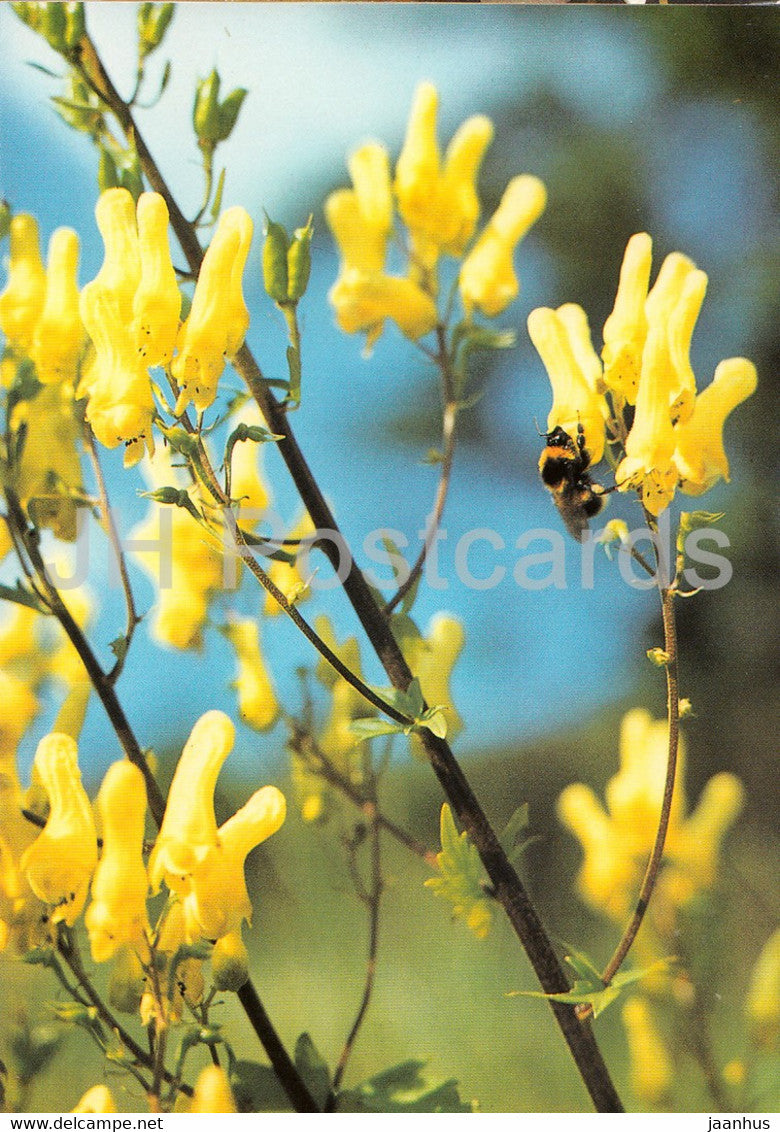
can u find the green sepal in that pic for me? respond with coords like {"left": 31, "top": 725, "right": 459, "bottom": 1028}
{"left": 140, "top": 486, "right": 201, "bottom": 521}
{"left": 677, "top": 509, "right": 726, "bottom": 555}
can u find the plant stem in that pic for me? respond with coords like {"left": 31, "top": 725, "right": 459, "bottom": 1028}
{"left": 599, "top": 581, "right": 680, "bottom": 989}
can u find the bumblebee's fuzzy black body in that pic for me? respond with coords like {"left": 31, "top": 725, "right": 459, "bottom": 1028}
{"left": 538, "top": 424, "right": 605, "bottom": 541}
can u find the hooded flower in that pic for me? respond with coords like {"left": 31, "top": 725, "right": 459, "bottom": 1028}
{"left": 172, "top": 206, "right": 253, "bottom": 414}
{"left": 527, "top": 304, "right": 609, "bottom": 464}
{"left": 601, "top": 232, "right": 653, "bottom": 404}
{"left": 30, "top": 227, "right": 85, "bottom": 386}
{"left": 621, "top": 997, "right": 672, "bottom": 1105}
{"left": 133, "top": 192, "right": 182, "bottom": 367}
{"left": 225, "top": 618, "right": 279, "bottom": 732}
{"left": 85, "top": 761, "right": 149, "bottom": 962}
{"left": 395, "top": 81, "right": 494, "bottom": 266}
{"left": 558, "top": 708, "right": 744, "bottom": 922}
{"left": 673, "top": 358, "right": 758, "bottom": 495}
{"left": 20, "top": 732, "right": 98, "bottom": 925}
{"left": 459, "top": 175, "right": 546, "bottom": 319}
{"left": 148, "top": 711, "right": 235, "bottom": 896}
{"left": 0, "top": 214, "right": 47, "bottom": 353}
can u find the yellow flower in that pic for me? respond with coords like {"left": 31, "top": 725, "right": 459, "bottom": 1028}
{"left": 148, "top": 711, "right": 235, "bottom": 897}
{"left": 621, "top": 997, "right": 672, "bottom": 1105}
{"left": 71, "top": 1086, "right": 117, "bottom": 1114}
{"left": 190, "top": 1066, "right": 237, "bottom": 1114}
{"left": 132, "top": 448, "right": 224, "bottom": 650}
{"left": 326, "top": 152, "right": 437, "bottom": 349}
{"left": 673, "top": 358, "right": 758, "bottom": 495}
{"left": 558, "top": 708, "right": 743, "bottom": 922}
{"left": 225, "top": 619, "right": 279, "bottom": 732}
{"left": 133, "top": 192, "right": 182, "bottom": 367}
{"left": 601, "top": 232, "right": 652, "bottom": 404}
{"left": 527, "top": 305, "right": 608, "bottom": 464}
{"left": 180, "top": 783, "right": 285, "bottom": 941}
{"left": 79, "top": 286, "right": 155, "bottom": 467}
{"left": 31, "top": 227, "right": 85, "bottom": 385}
{"left": 85, "top": 761, "right": 149, "bottom": 962}
{"left": 745, "top": 927, "right": 780, "bottom": 1048}
{"left": 20, "top": 732, "right": 98, "bottom": 925}
{"left": 395, "top": 81, "right": 494, "bottom": 264}
{"left": 86, "top": 189, "right": 141, "bottom": 322}
{"left": 615, "top": 321, "right": 679, "bottom": 516}
{"left": 0, "top": 669, "right": 39, "bottom": 772}
{"left": 172, "top": 206, "right": 253, "bottom": 414}
{"left": 459, "top": 175, "right": 546, "bottom": 319}
{"left": 0, "top": 214, "right": 47, "bottom": 353}
{"left": 0, "top": 770, "right": 46, "bottom": 955}
{"left": 12, "top": 382, "right": 84, "bottom": 540}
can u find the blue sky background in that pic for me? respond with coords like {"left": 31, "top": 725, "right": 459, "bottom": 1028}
{"left": 1, "top": 4, "right": 774, "bottom": 787}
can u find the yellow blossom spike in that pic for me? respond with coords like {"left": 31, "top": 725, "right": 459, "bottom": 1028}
{"left": 225, "top": 619, "right": 279, "bottom": 732}
{"left": 190, "top": 1066, "right": 237, "bottom": 1114}
{"left": 615, "top": 322, "right": 678, "bottom": 516}
{"left": 181, "top": 784, "right": 285, "bottom": 941}
{"left": 459, "top": 174, "right": 546, "bottom": 319}
{"left": 71, "top": 1086, "right": 117, "bottom": 1114}
{"left": 325, "top": 188, "right": 388, "bottom": 277}
{"left": 666, "top": 267, "right": 707, "bottom": 424}
{"left": 133, "top": 193, "right": 181, "bottom": 367}
{"left": 557, "top": 783, "right": 637, "bottom": 921}
{"left": 148, "top": 711, "right": 235, "bottom": 895}
{"left": 601, "top": 232, "right": 653, "bottom": 403}
{"left": 85, "top": 761, "right": 149, "bottom": 962}
{"left": 20, "top": 732, "right": 98, "bottom": 925}
{"left": 527, "top": 306, "right": 608, "bottom": 463}
{"left": 395, "top": 82, "right": 442, "bottom": 237}
{"left": 348, "top": 142, "right": 393, "bottom": 235}
{"left": 674, "top": 358, "right": 757, "bottom": 495}
{"left": 621, "top": 997, "right": 672, "bottom": 1105}
{"left": 79, "top": 287, "right": 155, "bottom": 466}
{"left": 31, "top": 228, "right": 85, "bottom": 385}
{"left": 90, "top": 189, "right": 141, "bottom": 321}
{"left": 172, "top": 206, "right": 253, "bottom": 414}
{"left": 0, "top": 214, "right": 47, "bottom": 353}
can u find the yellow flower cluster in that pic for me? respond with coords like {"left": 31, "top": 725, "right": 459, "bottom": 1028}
{"left": 529, "top": 233, "right": 757, "bottom": 516}
{"left": 1, "top": 709, "right": 285, "bottom": 1028}
{"left": 558, "top": 708, "right": 744, "bottom": 922}
{"left": 326, "top": 82, "right": 545, "bottom": 350}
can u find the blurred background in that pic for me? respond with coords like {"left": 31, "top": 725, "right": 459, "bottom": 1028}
{"left": 1, "top": 2, "right": 777, "bottom": 1112}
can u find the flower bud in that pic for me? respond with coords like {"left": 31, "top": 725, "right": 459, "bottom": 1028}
{"left": 262, "top": 217, "right": 290, "bottom": 304}
{"left": 138, "top": 2, "right": 174, "bottom": 57}
{"left": 211, "top": 930, "right": 249, "bottom": 991}
{"left": 286, "top": 219, "right": 313, "bottom": 302}
{"left": 190, "top": 1065, "right": 237, "bottom": 1113}
{"left": 193, "top": 70, "right": 221, "bottom": 143}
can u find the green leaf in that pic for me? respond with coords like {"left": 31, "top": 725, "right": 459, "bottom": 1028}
{"left": 0, "top": 581, "right": 48, "bottom": 613}
{"left": 418, "top": 706, "right": 447, "bottom": 739}
{"left": 336, "top": 1059, "right": 472, "bottom": 1113}
{"left": 294, "top": 1033, "right": 332, "bottom": 1109}
{"left": 425, "top": 804, "right": 493, "bottom": 940}
{"left": 509, "top": 955, "right": 675, "bottom": 1019}
{"left": 229, "top": 1059, "right": 292, "bottom": 1113}
{"left": 351, "top": 718, "right": 405, "bottom": 742}
{"left": 108, "top": 634, "right": 129, "bottom": 665}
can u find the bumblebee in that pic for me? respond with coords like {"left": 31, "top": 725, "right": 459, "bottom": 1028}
{"left": 538, "top": 424, "right": 605, "bottom": 541}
